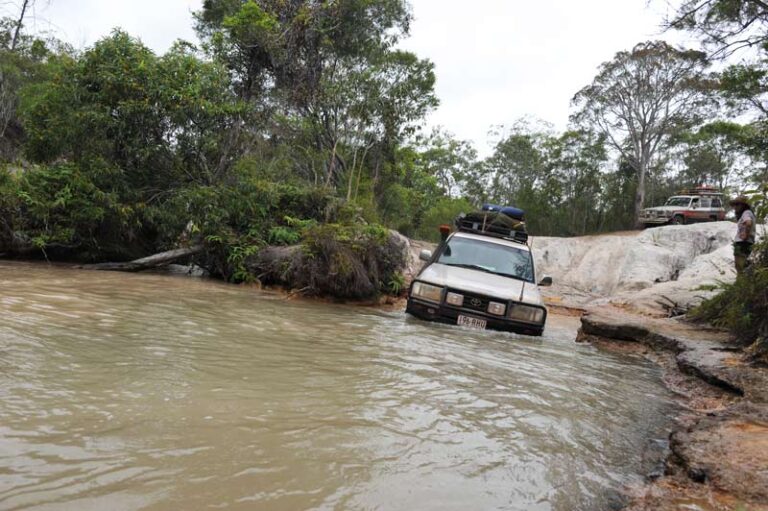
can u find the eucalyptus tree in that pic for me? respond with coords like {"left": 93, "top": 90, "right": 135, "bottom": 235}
{"left": 547, "top": 130, "right": 607, "bottom": 235}
{"left": 0, "top": 15, "right": 64, "bottom": 159}
{"left": 415, "top": 128, "right": 478, "bottom": 198}
{"left": 671, "top": 122, "right": 749, "bottom": 189}
{"left": 668, "top": 0, "right": 768, "bottom": 56}
{"left": 195, "top": 0, "right": 412, "bottom": 104}
{"left": 6, "top": 0, "right": 35, "bottom": 51}
{"left": 572, "top": 41, "right": 713, "bottom": 226}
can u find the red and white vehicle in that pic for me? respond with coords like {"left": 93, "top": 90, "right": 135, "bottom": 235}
{"left": 639, "top": 187, "right": 726, "bottom": 227}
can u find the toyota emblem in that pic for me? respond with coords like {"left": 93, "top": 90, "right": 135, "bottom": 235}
{"left": 470, "top": 298, "right": 482, "bottom": 308}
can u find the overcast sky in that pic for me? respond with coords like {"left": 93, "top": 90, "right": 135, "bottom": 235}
{"left": 13, "top": 0, "right": 695, "bottom": 154}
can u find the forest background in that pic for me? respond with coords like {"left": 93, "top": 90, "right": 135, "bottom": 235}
{"left": 1, "top": 0, "right": 767, "bottom": 290}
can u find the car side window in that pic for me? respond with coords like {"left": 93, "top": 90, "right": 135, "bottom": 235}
{"left": 667, "top": 197, "right": 691, "bottom": 207}
{"left": 691, "top": 198, "right": 700, "bottom": 208}
{"left": 700, "top": 198, "right": 711, "bottom": 208}
{"left": 711, "top": 198, "right": 722, "bottom": 208}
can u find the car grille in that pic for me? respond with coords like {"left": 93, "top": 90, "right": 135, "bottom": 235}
{"left": 447, "top": 289, "right": 493, "bottom": 313}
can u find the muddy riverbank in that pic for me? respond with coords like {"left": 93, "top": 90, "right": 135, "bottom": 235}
{"left": 577, "top": 308, "right": 768, "bottom": 511}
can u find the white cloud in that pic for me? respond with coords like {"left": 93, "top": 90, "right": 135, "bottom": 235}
{"left": 400, "top": 0, "right": 695, "bottom": 153}
{"left": 29, "top": 0, "right": 201, "bottom": 51}
{"left": 16, "top": 0, "right": 699, "bottom": 154}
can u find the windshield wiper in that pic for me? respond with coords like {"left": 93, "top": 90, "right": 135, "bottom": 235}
{"left": 444, "top": 263, "right": 497, "bottom": 274}
{"left": 496, "top": 272, "right": 532, "bottom": 283}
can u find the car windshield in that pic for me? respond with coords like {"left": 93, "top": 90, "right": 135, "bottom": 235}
{"left": 437, "top": 237, "right": 534, "bottom": 283}
{"left": 665, "top": 197, "right": 691, "bottom": 207}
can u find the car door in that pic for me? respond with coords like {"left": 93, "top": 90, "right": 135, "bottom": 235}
{"left": 697, "top": 197, "right": 712, "bottom": 222}
{"left": 689, "top": 197, "right": 706, "bottom": 222}
{"left": 711, "top": 197, "right": 725, "bottom": 220}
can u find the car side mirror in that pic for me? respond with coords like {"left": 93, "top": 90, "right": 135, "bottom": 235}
{"left": 419, "top": 250, "right": 433, "bottom": 262}
{"left": 538, "top": 276, "right": 553, "bottom": 287}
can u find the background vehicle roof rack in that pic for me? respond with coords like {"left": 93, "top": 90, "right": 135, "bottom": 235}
{"left": 678, "top": 186, "right": 722, "bottom": 195}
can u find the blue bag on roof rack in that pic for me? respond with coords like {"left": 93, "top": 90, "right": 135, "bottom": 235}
{"left": 482, "top": 204, "right": 525, "bottom": 221}
{"left": 455, "top": 210, "right": 529, "bottom": 244}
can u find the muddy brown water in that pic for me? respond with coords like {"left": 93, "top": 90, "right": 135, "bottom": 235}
{"left": 0, "top": 262, "right": 678, "bottom": 511}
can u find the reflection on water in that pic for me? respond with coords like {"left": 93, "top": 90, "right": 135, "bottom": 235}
{"left": 0, "top": 261, "right": 676, "bottom": 510}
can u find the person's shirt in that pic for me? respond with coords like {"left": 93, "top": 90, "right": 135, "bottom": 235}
{"left": 735, "top": 209, "right": 757, "bottom": 244}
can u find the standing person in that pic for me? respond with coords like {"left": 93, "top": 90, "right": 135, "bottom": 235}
{"left": 731, "top": 195, "right": 757, "bottom": 275}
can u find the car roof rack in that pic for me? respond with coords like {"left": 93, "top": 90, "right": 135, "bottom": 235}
{"left": 455, "top": 216, "right": 529, "bottom": 245}
{"left": 678, "top": 186, "right": 723, "bottom": 196}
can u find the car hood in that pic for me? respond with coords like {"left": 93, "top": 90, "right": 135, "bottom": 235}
{"left": 418, "top": 263, "right": 544, "bottom": 306}
{"left": 644, "top": 206, "right": 684, "bottom": 212}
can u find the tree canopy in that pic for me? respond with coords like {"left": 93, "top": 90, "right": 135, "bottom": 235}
{"left": 573, "top": 41, "right": 713, "bottom": 225}
{"left": 0, "top": 0, "right": 766, "bottom": 282}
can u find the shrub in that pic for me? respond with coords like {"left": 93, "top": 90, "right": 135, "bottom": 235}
{"left": 0, "top": 167, "right": 20, "bottom": 251}
{"left": 691, "top": 241, "right": 768, "bottom": 359}
{"left": 252, "top": 222, "right": 408, "bottom": 299}
{"left": 9, "top": 163, "right": 145, "bottom": 260}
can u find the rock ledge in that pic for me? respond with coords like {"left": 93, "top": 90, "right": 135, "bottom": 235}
{"left": 577, "top": 308, "right": 768, "bottom": 510}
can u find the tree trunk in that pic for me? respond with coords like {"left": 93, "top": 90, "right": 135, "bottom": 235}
{"left": 11, "top": 0, "right": 31, "bottom": 51}
{"left": 80, "top": 245, "right": 203, "bottom": 272}
{"left": 634, "top": 161, "right": 647, "bottom": 228}
{"left": 347, "top": 147, "right": 358, "bottom": 202}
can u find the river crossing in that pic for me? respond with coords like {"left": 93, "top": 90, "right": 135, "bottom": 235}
{"left": 0, "top": 261, "right": 678, "bottom": 510}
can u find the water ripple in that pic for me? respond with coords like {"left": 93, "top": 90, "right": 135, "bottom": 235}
{"left": 0, "top": 261, "right": 677, "bottom": 511}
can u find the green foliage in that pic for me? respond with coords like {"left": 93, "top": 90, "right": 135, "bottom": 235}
{"left": 160, "top": 176, "right": 335, "bottom": 281}
{"left": 743, "top": 185, "right": 768, "bottom": 224}
{"left": 0, "top": 167, "right": 19, "bottom": 247}
{"left": 387, "top": 271, "right": 406, "bottom": 296}
{"left": 691, "top": 241, "right": 768, "bottom": 344}
{"left": 253, "top": 221, "right": 404, "bottom": 298}
{"left": 9, "top": 163, "right": 141, "bottom": 259}
{"left": 196, "top": 0, "right": 413, "bottom": 102}
{"left": 20, "top": 31, "right": 246, "bottom": 187}
{"left": 415, "top": 197, "right": 473, "bottom": 242}
{"left": 267, "top": 227, "right": 299, "bottom": 246}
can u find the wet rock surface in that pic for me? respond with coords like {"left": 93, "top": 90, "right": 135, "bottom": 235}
{"left": 672, "top": 406, "right": 768, "bottom": 503}
{"left": 579, "top": 308, "right": 768, "bottom": 510}
{"left": 535, "top": 222, "right": 747, "bottom": 316}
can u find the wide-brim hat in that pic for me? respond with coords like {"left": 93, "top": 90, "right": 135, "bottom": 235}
{"left": 730, "top": 195, "right": 751, "bottom": 207}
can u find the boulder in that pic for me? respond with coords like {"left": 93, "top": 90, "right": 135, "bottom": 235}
{"left": 533, "top": 222, "right": 742, "bottom": 315}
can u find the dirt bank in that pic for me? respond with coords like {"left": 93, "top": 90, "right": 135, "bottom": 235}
{"left": 578, "top": 308, "right": 768, "bottom": 511}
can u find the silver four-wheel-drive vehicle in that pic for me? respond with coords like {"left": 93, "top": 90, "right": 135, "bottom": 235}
{"left": 639, "top": 187, "right": 726, "bottom": 227}
{"left": 406, "top": 210, "right": 552, "bottom": 337}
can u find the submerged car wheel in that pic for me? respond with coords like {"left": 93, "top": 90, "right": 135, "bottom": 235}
{"left": 671, "top": 215, "right": 686, "bottom": 225}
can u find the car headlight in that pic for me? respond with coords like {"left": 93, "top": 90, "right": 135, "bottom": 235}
{"left": 411, "top": 282, "right": 444, "bottom": 303}
{"left": 508, "top": 304, "right": 545, "bottom": 324}
{"left": 488, "top": 301, "right": 506, "bottom": 316}
{"left": 446, "top": 292, "right": 464, "bottom": 307}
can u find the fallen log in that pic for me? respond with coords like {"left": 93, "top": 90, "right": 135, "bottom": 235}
{"left": 80, "top": 245, "right": 204, "bottom": 272}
